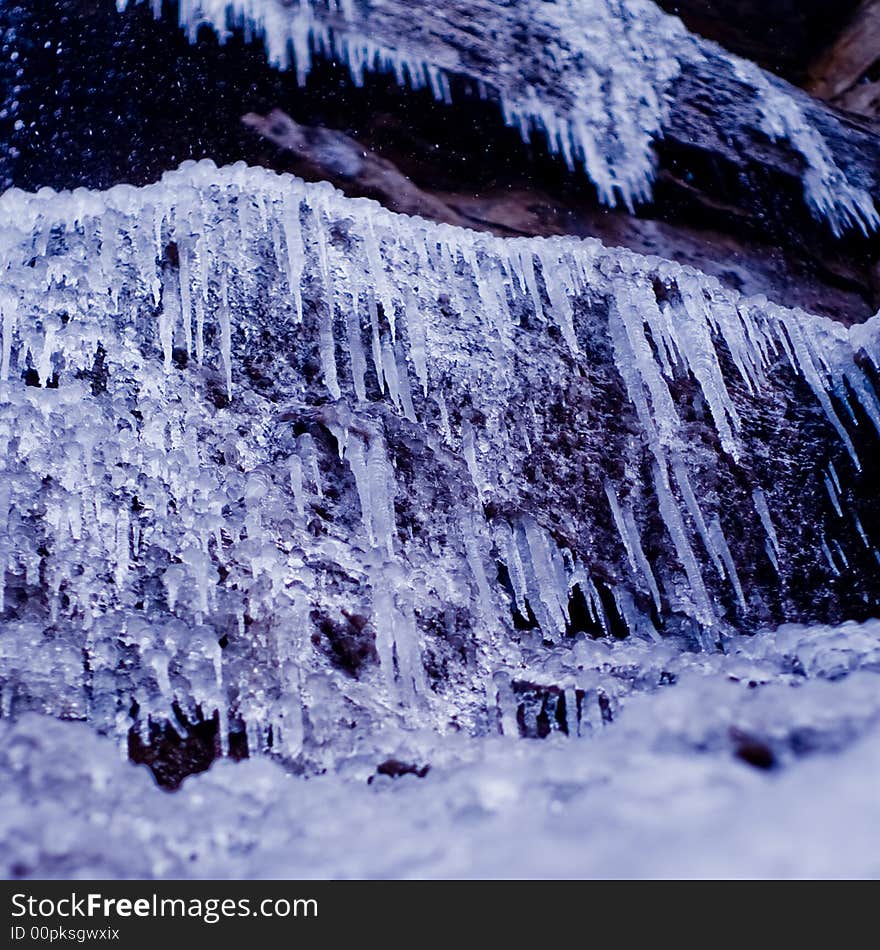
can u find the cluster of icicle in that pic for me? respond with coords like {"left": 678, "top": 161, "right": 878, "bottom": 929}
{"left": 0, "top": 160, "right": 878, "bottom": 756}
{"left": 731, "top": 60, "right": 880, "bottom": 237}
{"left": 117, "top": 0, "right": 878, "bottom": 232}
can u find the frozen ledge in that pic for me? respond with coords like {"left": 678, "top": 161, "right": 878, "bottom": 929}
{"left": 117, "top": 0, "right": 880, "bottom": 234}
{"left": 0, "top": 160, "right": 878, "bottom": 761}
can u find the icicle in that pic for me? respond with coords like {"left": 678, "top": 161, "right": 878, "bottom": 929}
{"left": 178, "top": 243, "right": 193, "bottom": 355}
{"left": 346, "top": 435, "right": 375, "bottom": 548}
{"left": 733, "top": 59, "right": 880, "bottom": 236}
{"left": 518, "top": 248, "right": 544, "bottom": 321}
{"left": 364, "top": 219, "right": 396, "bottom": 339}
{"left": 461, "top": 419, "right": 485, "bottom": 502}
{"left": 842, "top": 365, "right": 880, "bottom": 440}
{"left": 181, "top": 546, "right": 216, "bottom": 621}
{"left": 463, "top": 243, "right": 510, "bottom": 360}
{"left": 99, "top": 218, "right": 119, "bottom": 307}
{"left": 159, "top": 270, "right": 178, "bottom": 373}
{"left": 824, "top": 473, "right": 844, "bottom": 517}
{"left": 604, "top": 483, "right": 661, "bottom": 612}
{"left": 137, "top": 219, "right": 162, "bottom": 307}
{"left": 460, "top": 512, "right": 496, "bottom": 625}
{"left": 672, "top": 281, "right": 741, "bottom": 460}
{"left": 344, "top": 294, "right": 367, "bottom": 402}
{"left": 36, "top": 317, "right": 58, "bottom": 387}
{"left": 820, "top": 537, "right": 841, "bottom": 576}
{"left": 289, "top": 455, "right": 304, "bottom": 518}
{"left": 752, "top": 488, "right": 781, "bottom": 561}
{"left": 504, "top": 522, "right": 530, "bottom": 620}
{"left": 218, "top": 269, "right": 233, "bottom": 398}
{"left": 853, "top": 510, "right": 870, "bottom": 547}
{"left": 708, "top": 516, "right": 746, "bottom": 610}
{"left": 325, "top": 404, "right": 351, "bottom": 460}
{"left": 298, "top": 432, "right": 323, "bottom": 499}
{"left": 764, "top": 540, "right": 780, "bottom": 573}
{"left": 671, "top": 461, "right": 724, "bottom": 578}
{"left": 404, "top": 285, "right": 429, "bottom": 395}
{"left": 583, "top": 574, "right": 610, "bottom": 638}
{"left": 120, "top": 0, "right": 876, "bottom": 231}
{"left": 191, "top": 292, "right": 205, "bottom": 367}
{"left": 313, "top": 214, "right": 341, "bottom": 400}
{"left": 281, "top": 193, "right": 305, "bottom": 322}
{"left": 611, "top": 282, "right": 680, "bottom": 449}
{"left": 614, "top": 584, "right": 645, "bottom": 643}
{"left": 194, "top": 228, "right": 210, "bottom": 301}
{"left": 536, "top": 249, "right": 579, "bottom": 355}
{"left": 605, "top": 483, "right": 640, "bottom": 578}
{"left": 366, "top": 433, "right": 396, "bottom": 559}
{"left": 0, "top": 292, "right": 17, "bottom": 383}
{"left": 164, "top": 564, "right": 185, "bottom": 612}
{"left": 780, "top": 315, "right": 859, "bottom": 468}
{"left": 114, "top": 508, "right": 129, "bottom": 591}
{"left": 828, "top": 461, "right": 843, "bottom": 495}
{"left": 380, "top": 338, "right": 403, "bottom": 414}
{"left": 435, "top": 390, "right": 451, "bottom": 442}
{"left": 367, "top": 288, "right": 385, "bottom": 394}
{"left": 523, "top": 518, "right": 570, "bottom": 638}
{"left": 389, "top": 582, "right": 427, "bottom": 703}
{"left": 371, "top": 582, "right": 398, "bottom": 694}
{"left": 394, "top": 344, "right": 417, "bottom": 422}
{"left": 653, "top": 460, "right": 714, "bottom": 626}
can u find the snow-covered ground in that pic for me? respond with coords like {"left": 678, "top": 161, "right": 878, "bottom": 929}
{"left": 3, "top": 618, "right": 880, "bottom": 879}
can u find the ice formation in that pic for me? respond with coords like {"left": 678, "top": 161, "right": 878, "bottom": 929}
{"left": 115, "top": 0, "right": 878, "bottom": 232}
{"left": 0, "top": 160, "right": 878, "bottom": 769}
{"left": 0, "top": 0, "right": 877, "bottom": 883}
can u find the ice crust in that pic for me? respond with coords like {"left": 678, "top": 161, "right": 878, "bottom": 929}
{"left": 2, "top": 0, "right": 878, "bottom": 882}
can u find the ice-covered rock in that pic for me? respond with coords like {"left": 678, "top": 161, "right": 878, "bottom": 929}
{"left": 0, "top": 160, "right": 877, "bottom": 774}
